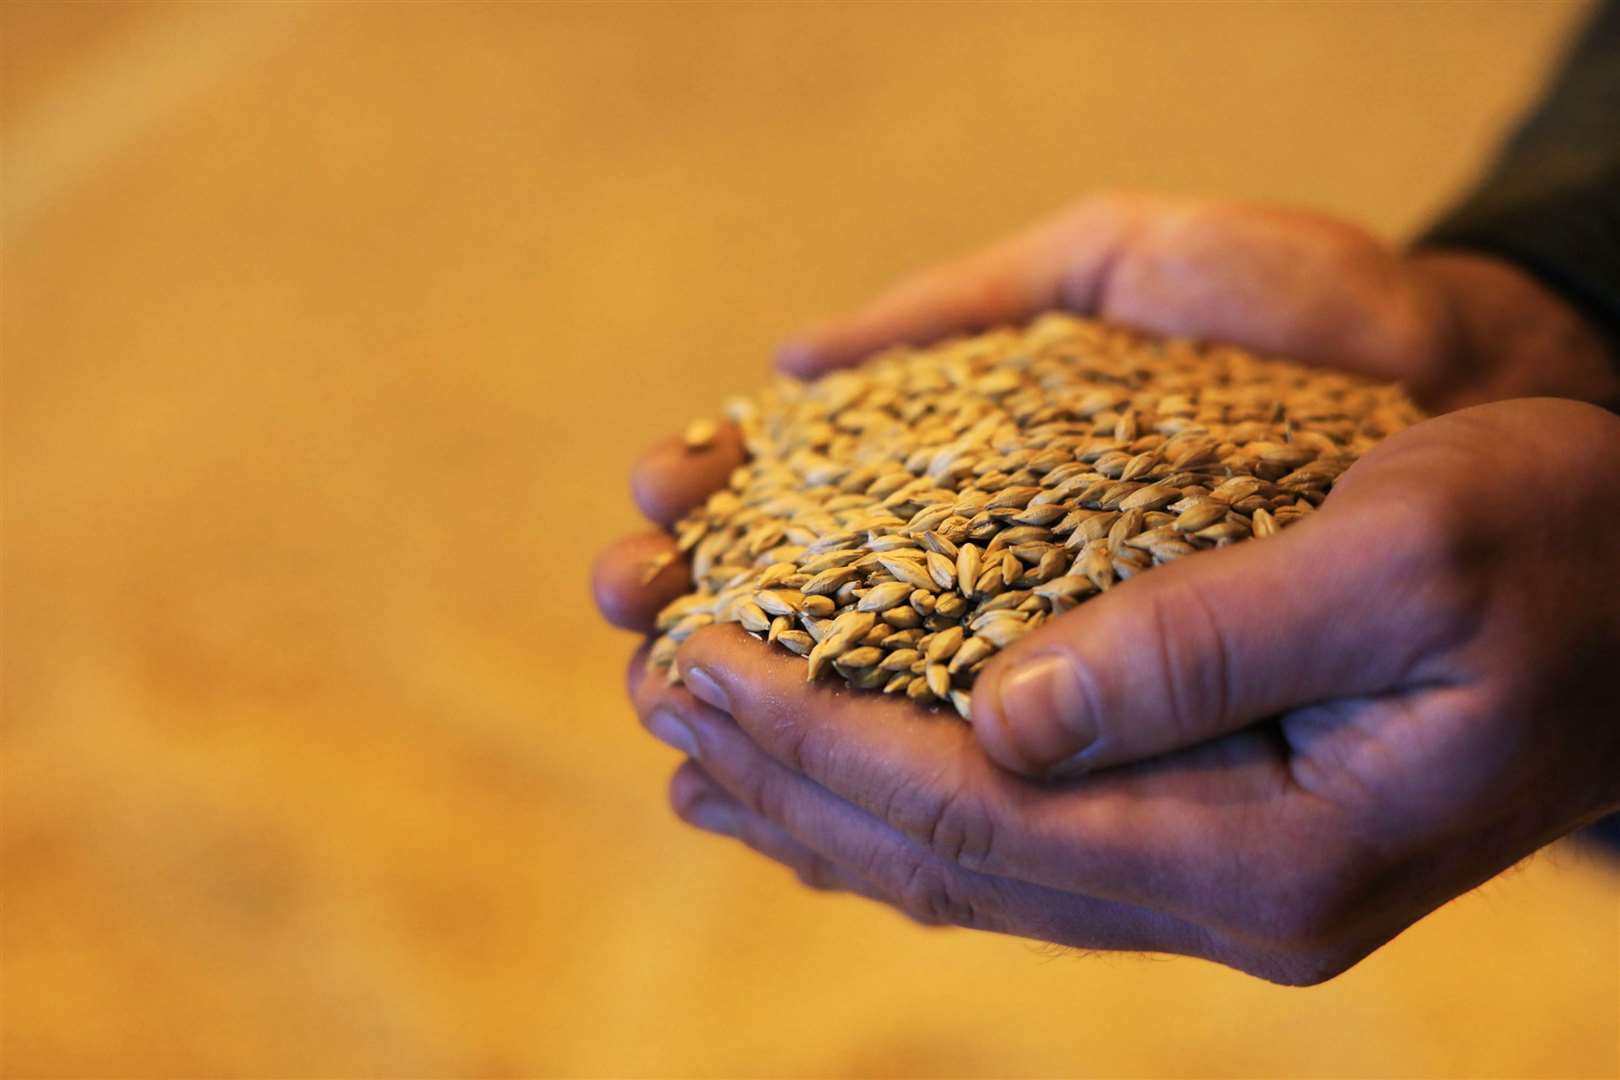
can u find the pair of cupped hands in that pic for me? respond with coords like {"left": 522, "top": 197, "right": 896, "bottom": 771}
{"left": 591, "top": 194, "right": 1620, "bottom": 984}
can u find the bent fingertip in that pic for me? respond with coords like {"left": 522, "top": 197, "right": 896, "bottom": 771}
{"left": 674, "top": 620, "right": 766, "bottom": 683}
{"left": 775, "top": 333, "right": 832, "bottom": 378}
{"left": 685, "top": 797, "right": 739, "bottom": 837}
{"left": 624, "top": 643, "right": 653, "bottom": 700}
{"left": 778, "top": 315, "right": 891, "bottom": 378}
{"left": 630, "top": 424, "right": 746, "bottom": 527}
{"left": 969, "top": 650, "right": 1099, "bottom": 778}
{"left": 647, "top": 708, "right": 701, "bottom": 758}
{"left": 590, "top": 546, "right": 644, "bottom": 631}
{"left": 680, "top": 664, "right": 731, "bottom": 713}
{"left": 667, "top": 759, "right": 709, "bottom": 809}
{"left": 590, "top": 533, "right": 684, "bottom": 632}
{"left": 629, "top": 452, "right": 685, "bottom": 526}
{"left": 668, "top": 764, "right": 738, "bottom": 836}
{"left": 968, "top": 667, "right": 1045, "bottom": 776}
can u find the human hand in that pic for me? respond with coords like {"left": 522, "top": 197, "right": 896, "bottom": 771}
{"left": 590, "top": 193, "right": 1620, "bottom": 981}
{"left": 594, "top": 192, "right": 1616, "bottom": 632}
{"left": 777, "top": 192, "right": 1618, "bottom": 412}
{"left": 624, "top": 398, "right": 1620, "bottom": 983}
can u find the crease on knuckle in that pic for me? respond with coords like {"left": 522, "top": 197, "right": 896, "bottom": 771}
{"left": 797, "top": 860, "right": 841, "bottom": 892}
{"left": 927, "top": 785, "right": 1000, "bottom": 873}
{"left": 892, "top": 856, "right": 981, "bottom": 928}
{"left": 734, "top": 759, "right": 791, "bottom": 827}
{"left": 779, "top": 716, "right": 863, "bottom": 799}
{"left": 767, "top": 712, "right": 816, "bottom": 777}
{"left": 1167, "top": 581, "right": 1234, "bottom": 734}
{"left": 884, "top": 770, "right": 1000, "bottom": 873}
{"left": 1132, "top": 583, "right": 1225, "bottom": 749}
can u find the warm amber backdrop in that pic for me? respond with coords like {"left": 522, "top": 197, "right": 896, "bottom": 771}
{"left": 5, "top": 3, "right": 1618, "bottom": 1077}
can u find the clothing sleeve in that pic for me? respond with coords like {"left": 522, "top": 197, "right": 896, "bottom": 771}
{"left": 1419, "top": 0, "right": 1620, "bottom": 362}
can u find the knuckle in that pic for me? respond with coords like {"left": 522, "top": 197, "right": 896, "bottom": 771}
{"left": 796, "top": 861, "right": 842, "bottom": 893}
{"left": 765, "top": 711, "right": 835, "bottom": 784}
{"left": 890, "top": 857, "right": 981, "bottom": 928}
{"left": 927, "top": 787, "right": 999, "bottom": 871}
{"left": 777, "top": 718, "right": 818, "bottom": 775}
{"left": 885, "top": 775, "right": 999, "bottom": 872}
{"left": 1142, "top": 579, "right": 1231, "bottom": 740}
{"left": 730, "top": 756, "right": 793, "bottom": 827}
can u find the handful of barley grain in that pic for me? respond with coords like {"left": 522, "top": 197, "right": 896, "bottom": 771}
{"left": 649, "top": 314, "right": 1422, "bottom": 719}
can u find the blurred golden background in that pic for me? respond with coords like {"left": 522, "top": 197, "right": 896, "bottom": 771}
{"left": 5, "top": 2, "right": 1618, "bottom": 1076}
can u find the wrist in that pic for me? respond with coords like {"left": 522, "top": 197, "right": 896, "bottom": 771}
{"left": 1406, "top": 250, "right": 1620, "bottom": 412}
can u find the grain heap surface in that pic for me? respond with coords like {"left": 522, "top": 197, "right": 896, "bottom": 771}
{"left": 649, "top": 314, "right": 1423, "bottom": 719}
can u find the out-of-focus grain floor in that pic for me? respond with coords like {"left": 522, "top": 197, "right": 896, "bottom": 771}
{"left": 4, "top": 3, "right": 1618, "bottom": 1076}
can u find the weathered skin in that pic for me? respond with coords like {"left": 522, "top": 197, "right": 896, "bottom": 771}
{"left": 594, "top": 195, "right": 1620, "bottom": 984}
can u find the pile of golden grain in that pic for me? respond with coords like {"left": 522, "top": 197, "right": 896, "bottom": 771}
{"left": 649, "top": 314, "right": 1422, "bottom": 718}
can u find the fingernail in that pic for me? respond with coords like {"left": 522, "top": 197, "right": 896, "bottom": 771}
{"left": 686, "top": 796, "right": 738, "bottom": 837}
{"left": 647, "top": 709, "right": 700, "bottom": 758}
{"left": 991, "top": 653, "right": 1097, "bottom": 773}
{"left": 682, "top": 665, "right": 730, "bottom": 712}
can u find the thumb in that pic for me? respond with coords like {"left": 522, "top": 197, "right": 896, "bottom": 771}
{"left": 969, "top": 502, "right": 1433, "bottom": 777}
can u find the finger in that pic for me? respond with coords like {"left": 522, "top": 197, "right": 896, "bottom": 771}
{"left": 777, "top": 195, "right": 1443, "bottom": 386}
{"left": 671, "top": 624, "right": 1297, "bottom": 929}
{"left": 630, "top": 420, "right": 746, "bottom": 527}
{"left": 1090, "top": 203, "right": 1447, "bottom": 385}
{"left": 645, "top": 655, "right": 935, "bottom": 919}
{"left": 668, "top": 760, "right": 912, "bottom": 908}
{"left": 969, "top": 495, "right": 1449, "bottom": 778}
{"left": 625, "top": 641, "right": 653, "bottom": 702}
{"left": 776, "top": 195, "right": 1147, "bottom": 378}
{"left": 592, "top": 531, "right": 691, "bottom": 632}
{"left": 639, "top": 673, "right": 1214, "bottom": 957}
